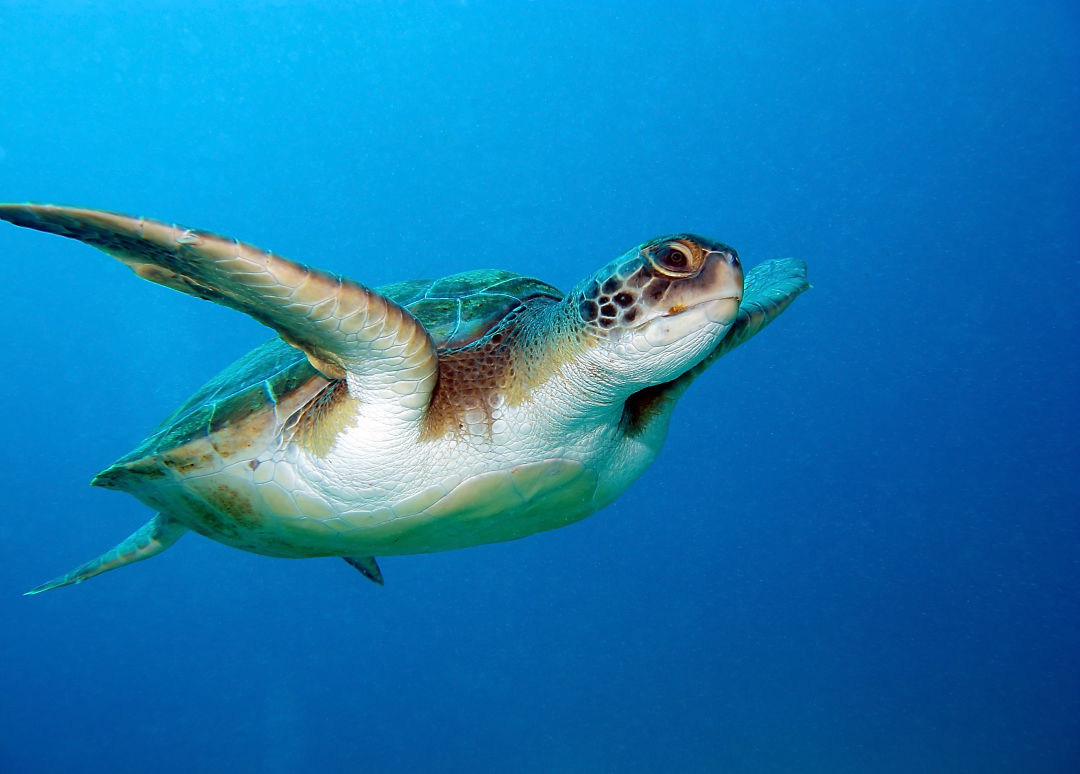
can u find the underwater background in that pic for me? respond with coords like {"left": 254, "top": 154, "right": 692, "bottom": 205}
{"left": 0, "top": 2, "right": 1077, "bottom": 772}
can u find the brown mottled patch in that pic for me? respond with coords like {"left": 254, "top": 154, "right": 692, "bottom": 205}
{"left": 182, "top": 493, "right": 241, "bottom": 540}
{"left": 161, "top": 445, "right": 216, "bottom": 476}
{"left": 208, "top": 483, "right": 260, "bottom": 528}
{"left": 421, "top": 295, "right": 582, "bottom": 440}
{"left": 101, "top": 368, "right": 331, "bottom": 502}
{"left": 208, "top": 416, "right": 267, "bottom": 459}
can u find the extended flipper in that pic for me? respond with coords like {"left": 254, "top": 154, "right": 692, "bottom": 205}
{"left": 0, "top": 204, "right": 438, "bottom": 414}
{"left": 344, "top": 556, "right": 384, "bottom": 585}
{"left": 26, "top": 513, "right": 186, "bottom": 595}
{"left": 707, "top": 257, "right": 810, "bottom": 362}
{"left": 651, "top": 258, "right": 810, "bottom": 405}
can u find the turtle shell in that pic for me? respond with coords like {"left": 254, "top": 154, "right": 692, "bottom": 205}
{"left": 100, "top": 270, "right": 562, "bottom": 473}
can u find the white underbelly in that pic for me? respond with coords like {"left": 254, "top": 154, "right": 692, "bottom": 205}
{"left": 129, "top": 404, "right": 656, "bottom": 559}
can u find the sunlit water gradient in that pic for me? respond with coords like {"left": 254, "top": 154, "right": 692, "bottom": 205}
{"left": 0, "top": 2, "right": 1077, "bottom": 772}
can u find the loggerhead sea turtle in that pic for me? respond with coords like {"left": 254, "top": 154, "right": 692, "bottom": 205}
{"left": 0, "top": 204, "right": 809, "bottom": 594}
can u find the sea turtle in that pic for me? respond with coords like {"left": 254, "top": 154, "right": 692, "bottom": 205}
{"left": 0, "top": 204, "right": 809, "bottom": 594}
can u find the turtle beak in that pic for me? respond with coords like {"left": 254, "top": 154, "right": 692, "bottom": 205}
{"left": 705, "top": 249, "right": 743, "bottom": 304}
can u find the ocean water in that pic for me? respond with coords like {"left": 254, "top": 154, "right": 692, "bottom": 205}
{"left": 0, "top": 2, "right": 1076, "bottom": 772}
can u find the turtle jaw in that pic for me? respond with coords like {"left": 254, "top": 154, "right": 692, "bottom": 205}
{"left": 639, "top": 295, "right": 741, "bottom": 347}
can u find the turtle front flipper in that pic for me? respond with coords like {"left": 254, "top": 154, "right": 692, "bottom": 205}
{"left": 677, "top": 257, "right": 809, "bottom": 388}
{"left": 25, "top": 513, "right": 186, "bottom": 595}
{"left": 710, "top": 257, "right": 810, "bottom": 359}
{"left": 625, "top": 257, "right": 809, "bottom": 419}
{"left": 0, "top": 204, "right": 438, "bottom": 413}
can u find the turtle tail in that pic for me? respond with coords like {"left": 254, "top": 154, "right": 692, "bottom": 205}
{"left": 25, "top": 513, "right": 186, "bottom": 595}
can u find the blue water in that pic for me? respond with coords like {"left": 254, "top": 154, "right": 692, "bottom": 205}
{"left": 1, "top": 2, "right": 1077, "bottom": 772}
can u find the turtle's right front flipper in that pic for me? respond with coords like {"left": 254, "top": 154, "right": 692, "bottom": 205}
{"left": 0, "top": 204, "right": 438, "bottom": 413}
{"left": 25, "top": 513, "right": 186, "bottom": 595}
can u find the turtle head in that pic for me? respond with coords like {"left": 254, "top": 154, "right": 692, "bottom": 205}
{"left": 570, "top": 234, "right": 743, "bottom": 395}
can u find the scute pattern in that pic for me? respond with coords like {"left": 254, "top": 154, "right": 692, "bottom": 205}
{"left": 379, "top": 269, "right": 563, "bottom": 349}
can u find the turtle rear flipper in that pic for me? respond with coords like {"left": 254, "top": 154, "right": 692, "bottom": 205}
{"left": 344, "top": 555, "right": 384, "bottom": 585}
{"left": 25, "top": 514, "right": 186, "bottom": 595}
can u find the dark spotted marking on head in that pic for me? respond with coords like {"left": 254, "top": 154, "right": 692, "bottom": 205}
{"left": 644, "top": 279, "right": 669, "bottom": 304}
{"left": 577, "top": 261, "right": 665, "bottom": 333}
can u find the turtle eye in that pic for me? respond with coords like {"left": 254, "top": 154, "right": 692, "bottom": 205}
{"left": 661, "top": 248, "right": 687, "bottom": 269}
{"left": 649, "top": 243, "right": 698, "bottom": 278}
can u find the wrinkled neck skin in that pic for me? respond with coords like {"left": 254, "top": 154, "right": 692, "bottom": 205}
{"left": 510, "top": 298, "right": 632, "bottom": 427}
{"left": 514, "top": 294, "right": 718, "bottom": 436}
{"left": 514, "top": 296, "right": 719, "bottom": 509}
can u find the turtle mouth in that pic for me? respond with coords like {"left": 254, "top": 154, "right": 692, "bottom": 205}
{"left": 629, "top": 294, "right": 741, "bottom": 347}
{"left": 658, "top": 294, "right": 742, "bottom": 321}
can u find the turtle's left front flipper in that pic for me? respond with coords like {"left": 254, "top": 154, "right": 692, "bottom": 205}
{"left": 0, "top": 204, "right": 438, "bottom": 413}
{"left": 25, "top": 513, "right": 186, "bottom": 595}
{"left": 662, "top": 257, "right": 810, "bottom": 400}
